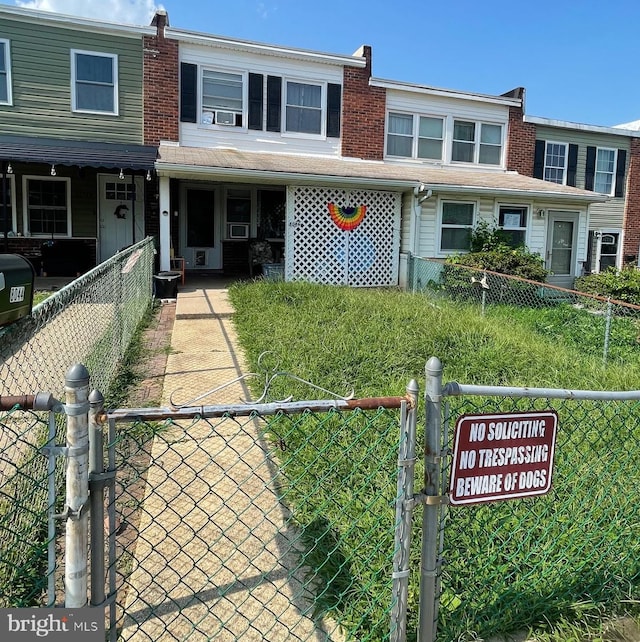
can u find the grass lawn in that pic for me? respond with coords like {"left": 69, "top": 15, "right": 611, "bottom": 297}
{"left": 32, "top": 291, "right": 54, "bottom": 307}
{"left": 228, "top": 280, "right": 640, "bottom": 642}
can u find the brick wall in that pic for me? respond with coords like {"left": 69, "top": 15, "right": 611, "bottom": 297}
{"left": 144, "top": 12, "right": 179, "bottom": 145}
{"left": 341, "top": 46, "right": 386, "bottom": 161}
{"left": 622, "top": 138, "right": 640, "bottom": 262}
{"left": 506, "top": 105, "right": 536, "bottom": 176}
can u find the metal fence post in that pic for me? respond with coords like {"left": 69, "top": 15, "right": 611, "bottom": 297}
{"left": 390, "top": 379, "right": 419, "bottom": 642}
{"left": 603, "top": 297, "right": 612, "bottom": 366}
{"left": 64, "top": 363, "right": 91, "bottom": 608}
{"left": 418, "top": 357, "right": 443, "bottom": 642}
{"left": 89, "top": 389, "right": 106, "bottom": 608}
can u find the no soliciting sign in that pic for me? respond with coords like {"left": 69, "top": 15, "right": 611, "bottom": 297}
{"left": 449, "top": 410, "right": 558, "bottom": 506}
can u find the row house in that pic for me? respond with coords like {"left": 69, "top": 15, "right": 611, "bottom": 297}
{"left": 0, "top": 5, "right": 156, "bottom": 276}
{"left": 511, "top": 113, "right": 640, "bottom": 275}
{"left": 1, "top": 6, "right": 611, "bottom": 288}
{"left": 146, "top": 11, "right": 605, "bottom": 288}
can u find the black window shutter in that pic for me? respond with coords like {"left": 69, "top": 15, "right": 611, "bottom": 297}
{"left": 585, "top": 146, "right": 596, "bottom": 191}
{"left": 326, "top": 83, "right": 341, "bottom": 138}
{"left": 533, "top": 140, "right": 545, "bottom": 179}
{"left": 180, "top": 62, "right": 197, "bottom": 124}
{"left": 266, "top": 76, "right": 282, "bottom": 132}
{"left": 615, "top": 149, "right": 627, "bottom": 197}
{"left": 567, "top": 144, "right": 578, "bottom": 187}
{"left": 248, "top": 73, "right": 264, "bottom": 130}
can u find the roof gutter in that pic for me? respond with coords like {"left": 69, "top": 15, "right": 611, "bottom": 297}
{"left": 524, "top": 114, "right": 640, "bottom": 138}
{"left": 426, "top": 183, "right": 609, "bottom": 203}
{"left": 155, "top": 162, "right": 415, "bottom": 189}
{"left": 165, "top": 29, "right": 367, "bottom": 67}
{"left": 370, "top": 77, "right": 522, "bottom": 107}
{"left": 0, "top": 6, "right": 156, "bottom": 37}
{"left": 155, "top": 162, "right": 608, "bottom": 202}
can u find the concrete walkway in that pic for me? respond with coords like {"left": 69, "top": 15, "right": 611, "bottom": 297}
{"left": 121, "top": 278, "right": 343, "bottom": 642}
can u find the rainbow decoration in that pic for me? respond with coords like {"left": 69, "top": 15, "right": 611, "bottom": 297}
{"left": 328, "top": 203, "right": 367, "bottom": 231}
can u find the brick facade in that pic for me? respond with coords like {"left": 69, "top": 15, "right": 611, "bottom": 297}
{"left": 622, "top": 138, "right": 640, "bottom": 263}
{"left": 143, "top": 11, "right": 179, "bottom": 145}
{"left": 341, "top": 46, "right": 386, "bottom": 161}
{"left": 506, "top": 105, "right": 536, "bottom": 176}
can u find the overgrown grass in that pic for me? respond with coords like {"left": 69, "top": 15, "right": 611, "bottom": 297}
{"left": 228, "top": 280, "right": 640, "bottom": 642}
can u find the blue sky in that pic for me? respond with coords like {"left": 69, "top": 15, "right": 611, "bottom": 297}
{"left": 5, "top": 0, "right": 640, "bottom": 128}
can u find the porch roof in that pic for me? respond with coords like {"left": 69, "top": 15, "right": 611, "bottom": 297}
{"left": 156, "top": 144, "right": 608, "bottom": 203}
{"left": 0, "top": 135, "right": 157, "bottom": 171}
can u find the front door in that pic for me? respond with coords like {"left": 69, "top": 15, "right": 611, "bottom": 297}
{"left": 546, "top": 211, "right": 578, "bottom": 288}
{"left": 98, "top": 175, "right": 145, "bottom": 262}
{"left": 181, "top": 186, "right": 220, "bottom": 270}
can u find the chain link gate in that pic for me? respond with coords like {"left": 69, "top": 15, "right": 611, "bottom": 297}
{"left": 90, "top": 388, "right": 419, "bottom": 641}
{"left": 423, "top": 357, "right": 640, "bottom": 642}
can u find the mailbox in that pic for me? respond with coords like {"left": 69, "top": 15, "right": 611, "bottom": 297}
{"left": 0, "top": 254, "right": 36, "bottom": 327}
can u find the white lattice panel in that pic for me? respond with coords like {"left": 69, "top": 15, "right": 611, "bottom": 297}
{"left": 285, "top": 186, "right": 401, "bottom": 287}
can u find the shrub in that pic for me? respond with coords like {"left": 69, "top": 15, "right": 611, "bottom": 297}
{"left": 575, "top": 266, "right": 640, "bottom": 306}
{"left": 446, "top": 221, "right": 549, "bottom": 282}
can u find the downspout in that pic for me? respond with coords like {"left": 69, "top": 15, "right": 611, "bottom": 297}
{"left": 412, "top": 183, "right": 433, "bottom": 257}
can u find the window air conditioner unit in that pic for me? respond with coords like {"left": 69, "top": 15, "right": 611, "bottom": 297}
{"left": 228, "top": 223, "right": 249, "bottom": 239}
{"left": 215, "top": 110, "right": 236, "bottom": 125}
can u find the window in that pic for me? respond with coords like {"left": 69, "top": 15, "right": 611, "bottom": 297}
{"left": 105, "top": 181, "right": 136, "bottom": 201}
{"left": 598, "top": 232, "right": 619, "bottom": 271}
{"left": 285, "top": 81, "right": 322, "bottom": 134}
{"left": 452, "top": 121, "right": 475, "bottom": 163}
{"left": 24, "top": 178, "right": 70, "bottom": 236}
{"left": 451, "top": 120, "right": 502, "bottom": 165}
{"left": 0, "top": 39, "right": 12, "bottom": 105}
{"left": 544, "top": 142, "right": 567, "bottom": 184}
{"left": 386, "top": 113, "right": 444, "bottom": 160}
{"left": 387, "top": 113, "right": 413, "bottom": 157}
{"left": 594, "top": 148, "right": 617, "bottom": 195}
{"left": 498, "top": 206, "right": 527, "bottom": 248}
{"left": 418, "top": 116, "right": 444, "bottom": 160}
{"left": 202, "top": 69, "right": 244, "bottom": 126}
{"left": 71, "top": 50, "right": 118, "bottom": 114}
{"left": 226, "top": 188, "right": 251, "bottom": 239}
{"left": 440, "top": 202, "right": 475, "bottom": 252}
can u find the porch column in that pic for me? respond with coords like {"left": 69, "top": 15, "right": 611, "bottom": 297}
{"left": 159, "top": 175, "right": 171, "bottom": 272}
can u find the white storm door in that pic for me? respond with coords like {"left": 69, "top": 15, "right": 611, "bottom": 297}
{"left": 98, "top": 175, "right": 145, "bottom": 262}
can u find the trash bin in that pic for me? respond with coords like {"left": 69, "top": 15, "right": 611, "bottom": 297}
{"left": 153, "top": 271, "right": 180, "bottom": 299}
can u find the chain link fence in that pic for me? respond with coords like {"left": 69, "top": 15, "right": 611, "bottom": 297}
{"left": 428, "top": 361, "right": 640, "bottom": 641}
{"left": 407, "top": 255, "right": 640, "bottom": 366}
{"left": 0, "top": 239, "right": 155, "bottom": 612}
{"left": 103, "top": 396, "right": 412, "bottom": 642}
{"left": 1, "top": 237, "right": 155, "bottom": 400}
